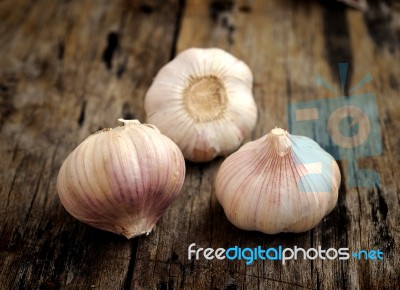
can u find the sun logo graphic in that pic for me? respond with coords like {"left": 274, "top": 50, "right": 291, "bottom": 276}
{"left": 288, "top": 63, "right": 382, "bottom": 188}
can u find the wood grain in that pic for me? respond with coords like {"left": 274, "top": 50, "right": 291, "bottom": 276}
{"left": 0, "top": 0, "right": 399, "bottom": 289}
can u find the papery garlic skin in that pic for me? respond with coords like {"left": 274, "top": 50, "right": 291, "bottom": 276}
{"left": 215, "top": 128, "right": 341, "bottom": 234}
{"left": 144, "top": 47, "right": 257, "bottom": 162}
{"left": 57, "top": 119, "right": 185, "bottom": 239}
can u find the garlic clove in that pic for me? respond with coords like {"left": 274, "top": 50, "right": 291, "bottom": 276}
{"left": 215, "top": 128, "right": 341, "bottom": 234}
{"left": 57, "top": 119, "right": 186, "bottom": 239}
{"left": 144, "top": 47, "right": 257, "bottom": 162}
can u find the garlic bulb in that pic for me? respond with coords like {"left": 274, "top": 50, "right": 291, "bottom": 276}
{"left": 57, "top": 119, "right": 185, "bottom": 239}
{"left": 215, "top": 128, "right": 341, "bottom": 234}
{"left": 144, "top": 47, "right": 257, "bottom": 162}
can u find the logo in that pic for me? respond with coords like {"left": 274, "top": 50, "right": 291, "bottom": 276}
{"left": 188, "top": 244, "right": 384, "bottom": 265}
{"left": 287, "top": 63, "right": 382, "bottom": 188}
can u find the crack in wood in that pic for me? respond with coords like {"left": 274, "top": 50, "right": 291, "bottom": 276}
{"left": 322, "top": 4, "right": 353, "bottom": 94}
{"left": 24, "top": 159, "right": 46, "bottom": 223}
{"left": 77, "top": 99, "right": 86, "bottom": 127}
{"left": 102, "top": 32, "right": 119, "bottom": 71}
{"left": 57, "top": 41, "right": 65, "bottom": 60}
{"left": 123, "top": 237, "right": 139, "bottom": 290}
{"left": 5, "top": 158, "right": 23, "bottom": 208}
{"left": 170, "top": 0, "right": 186, "bottom": 60}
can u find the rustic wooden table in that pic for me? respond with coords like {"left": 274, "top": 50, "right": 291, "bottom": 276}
{"left": 1, "top": 0, "right": 399, "bottom": 289}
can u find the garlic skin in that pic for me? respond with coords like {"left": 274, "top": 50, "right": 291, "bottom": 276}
{"left": 215, "top": 128, "right": 341, "bottom": 234}
{"left": 144, "top": 47, "right": 257, "bottom": 162}
{"left": 57, "top": 119, "right": 185, "bottom": 239}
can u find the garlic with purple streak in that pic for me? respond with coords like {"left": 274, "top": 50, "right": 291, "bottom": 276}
{"left": 57, "top": 119, "right": 185, "bottom": 239}
{"left": 215, "top": 128, "right": 341, "bottom": 234}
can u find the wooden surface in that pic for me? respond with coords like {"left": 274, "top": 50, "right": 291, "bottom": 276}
{"left": 0, "top": 0, "right": 399, "bottom": 289}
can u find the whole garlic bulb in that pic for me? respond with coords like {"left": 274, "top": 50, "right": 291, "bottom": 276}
{"left": 215, "top": 128, "right": 341, "bottom": 234}
{"left": 144, "top": 47, "right": 257, "bottom": 162}
{"left": 57, "top": 119, "right": 185, "bottom": 239}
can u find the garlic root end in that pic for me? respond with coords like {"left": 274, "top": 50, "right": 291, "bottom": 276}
{"left": 121, "top": 225, "right": 155, "bottom": 239}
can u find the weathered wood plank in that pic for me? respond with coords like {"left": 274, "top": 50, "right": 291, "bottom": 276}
{"left": 131, "top": 0, "right": 400, "bottom": 289}
{"left": 0, "top": 0, "right": 180, "bottom": 288}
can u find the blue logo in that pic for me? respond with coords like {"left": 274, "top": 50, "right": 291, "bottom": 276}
{"left": 288, "top": 63, "right": 382, "bottom": 188}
